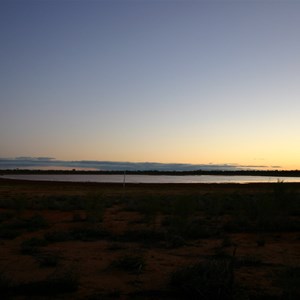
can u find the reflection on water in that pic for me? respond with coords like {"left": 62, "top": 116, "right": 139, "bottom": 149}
{"left": 2, "top": 174, "right": 300, "bottom": 183}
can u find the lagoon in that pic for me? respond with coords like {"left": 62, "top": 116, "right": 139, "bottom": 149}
{"left": 2, "top": 174, "right": 300, "bottom": 184}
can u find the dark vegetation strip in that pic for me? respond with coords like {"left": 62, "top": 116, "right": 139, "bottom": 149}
{"left": 1, "top": 169, "right": 300, "bottom": 177}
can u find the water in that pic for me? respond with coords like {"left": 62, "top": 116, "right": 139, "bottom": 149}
{"left": 2, "top": 174, "right": 300, "bottom": 183}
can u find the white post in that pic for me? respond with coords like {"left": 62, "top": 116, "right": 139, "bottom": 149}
{"left": 123, "top": 170, "right": 126, "bottom": 188}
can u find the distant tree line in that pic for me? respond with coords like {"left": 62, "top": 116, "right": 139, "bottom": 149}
{"left": 1, "top": 169, "right": 300, "bottom": 177}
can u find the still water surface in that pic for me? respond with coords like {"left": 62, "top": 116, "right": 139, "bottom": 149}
{"left": 2, "top": 174, "right": 300, "bottom": 183}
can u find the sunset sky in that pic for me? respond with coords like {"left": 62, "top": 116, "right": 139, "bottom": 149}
{"left": 1, "top": 0, "right": 300, "bottom": 170}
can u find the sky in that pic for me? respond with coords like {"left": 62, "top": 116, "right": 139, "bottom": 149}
{"left": 1, "top": 0, "right": 300, "bottom": 170}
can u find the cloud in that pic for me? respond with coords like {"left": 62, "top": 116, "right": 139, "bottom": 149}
{"left": 241, "top": 165, "right": 271, "bottom": 169}
{"left": 0, "top": 157, "right": 279, "bottom": 171}
{"left": 14, "top": 157, "right": 55, "bottom": 161}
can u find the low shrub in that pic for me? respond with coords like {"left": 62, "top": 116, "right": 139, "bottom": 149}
{"left": 34, "top": 195, "right": 85, "bottom": 211}
{"left": 276, "top": 266, "right": 300, "bottom": 300}
{"left": 170, "top": 258, "right": 234, "bottom": 299}
{"left": 0, "top": 211, "right": 14, "bottom": 223}
{"left": 221, "top": 235, "right": 234, "bottom": 248}
{"left": 20, "top": 237, "right": 48, "bottom": 255}
{"left": 72, "top": 212, "right": 85, "bottom": 222}
{"left": 256, "top": 235, "right": 266, "bottom": 247}
{"left": 35, "top": 251, "right": 62, "bottom": 267}
{"left": 166, "top": 217, "right": 218, "bottom": 240}
{"left": 0, "top": 227, "right": 22, "bottom": 239}
{"left": 25, "top": 214, "right": 48, "bottom": 231}
{"left": 224, "top": 217, "right": 254, "bottom": 233}
{"left": 14, "top": 267, "right": 80, "bottom": 296}
{"left": 0, "top": 214, "right": 48, "bottom": 235}
{"left": 44, "top": 226, "right": 110, "bottom": 243}
{"left": 84, "top": 194, "right": 105, "bottom": 223}
{"left": 70, "top": 225, "right": 110, "bottom": 241}
{"left": 118, "top": 229, "right": 165, "bottom": 245}
{"left": 165, "top": 234, "right": 186, "bottom": 248}
{"left": 235, "top": 255, "right": 263, "bottom": 267}
{"left": 44, "top": 230, "right": 73, "bottom": 243}
{"left": 0, "top": 269, "right": 13, "bottom": 295}
{"left": 213, "top": 247, "right": 234, "bottom": 260}
{"left": 111, "top": 254, "right": 145, "bottom": 273}
{"left": 0, "top": 266, "right": 79, "bottom": 297}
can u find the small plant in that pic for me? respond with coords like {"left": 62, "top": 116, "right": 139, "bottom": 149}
{"left": 45, "top": 267, "right": 80, "bottom": 294}
{"left": 165, "top": 234, "right": 186, "bottom": 248}
{"left": 35, "top": 251, "right": 62, "bottom": 267}
{"left": 167, "top": 217, "right": 217, "bottom": 240}
{"left": 213, "top": 247, "right": 233, "bottom": 260}
{"left": 256, "top": 235, "right": 266, "bottom": 247}
{"left": 14, "top": 266, "right": 80, "bottom": 296}
{"left": 44, "top": 230, "right": 73, "bottom": 243}
{"left": 84, "top": 194, "right": 105, "bottom": 223}
{"left": 111, "top": 254, "right": 145, "bottom": 273}
{"left": 25, "top": 214, "right": 48, "bottom": 231}
{"left": 0, "top": 266, "right": 79, "bottom": 297}
{"left": 0, "top": 227, "right": 22, "bottom": 239}
{"left": 224, "top": 217, "right": 254, "bottom": 233}
{"left": 44, "top": 226, "right": 110, "bottom": 242}
{"left": 276, "top": 266, "right": 300, "bottom": 300}
{"left": 235, "top": 255, "right": 262, "bottom": 267}
{"left": 221, "top": 235, "right": 234, "bottom": 248}
{"left": 70, "top": 225, "right": 110, "bottom": 241}
{"left": 0, "top": 211, "right": 14, "bottom": 223}
{"left": 0, "top": 214, "right": 47, "bottom": 237}
{"left": 107, "top": 243, "right": 125, "bottom": 251}
{"left": 170, "top": 258, "right": 234, "bottom": 300}
{"left": 72, "top": 212, "right": 84, "bottom": 222}
{"left": 20, "top": 237, "right": 48, "bottom": 254}
{"left": 118, "top": 229, "right": 165, "bottom": 245}
{"left": 0, "top": 269, "right": 13, "bottom": 295}
{"left": 107, "top": 289, "right": 121, "bottom": 298}
{"left": 13, "top": 197, "right": 27, "bottom": 213}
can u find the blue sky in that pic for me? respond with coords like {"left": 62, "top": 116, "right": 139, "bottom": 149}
{"left": 1, "top": 0, "right": 300, "bottom": 170}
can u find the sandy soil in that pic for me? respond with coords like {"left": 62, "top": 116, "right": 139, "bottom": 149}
{"left": 0, "top": 178, "right": 299, "bottom": 299}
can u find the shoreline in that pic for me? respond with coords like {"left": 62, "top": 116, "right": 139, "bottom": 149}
{"left": 2, "top": 173, "right": 300, "bottom": 185}
{"left": 2, "top": 176, "right": 300, "bottom": 192}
